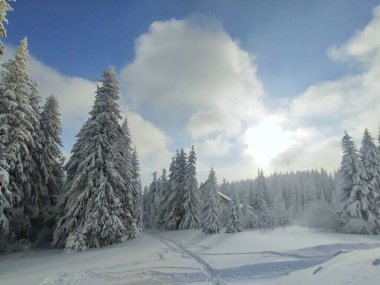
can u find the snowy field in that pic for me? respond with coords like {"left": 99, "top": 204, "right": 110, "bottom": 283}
{"left": 1, "top": 226, "right": 380, "bottom": 285}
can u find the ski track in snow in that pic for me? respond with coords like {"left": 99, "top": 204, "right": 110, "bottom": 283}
{"left": 36, "top": 234, "right": 380, "bottom": 285}
{"left": 153, "top": 233, "right": 224, "bottom": 285}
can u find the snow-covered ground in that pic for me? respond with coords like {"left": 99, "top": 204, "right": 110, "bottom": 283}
{"left": 1, "top": 226, "right": 380, "bottom": 285}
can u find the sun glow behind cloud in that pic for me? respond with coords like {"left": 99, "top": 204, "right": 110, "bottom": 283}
{"left": 243, "top": 115, "right": 295, "bottom": 169}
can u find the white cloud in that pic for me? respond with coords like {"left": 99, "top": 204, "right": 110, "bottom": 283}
{"left": 120, "top": 16, "right": 265, "bottom": 150}
{"left": 196, "top": 134, "right": 232, "bottom": 157}
{"left": 118, "top": 16, "right": 271, "bottom": 182}
{"left": 127, "top": 111, "right": 171, "bottom": 157}
{"left": 187, "top": 110, "right": 242, "bottom": 139}
{"left": 328, "top": 6, "right": 380, "bottom": 63}
{"left": 271, "top": 138, "right": 341, "bottom": 173}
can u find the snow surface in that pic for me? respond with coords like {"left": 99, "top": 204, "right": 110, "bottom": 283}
{"left": 1, "top": 226, "right": 380, "bottom": 285}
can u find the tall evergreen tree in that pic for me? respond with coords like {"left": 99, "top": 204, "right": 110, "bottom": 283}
{"left": 0, "top": 85, "right": 12, "bottom": 239}
{"left": 131, "top": 148, "right": 143, "bottom": 233}
{"left": 337, "top": 132, "right": 374, "bottom": 234}
{"left": 251, "top": 171, "right": 265, "bottom": 212}
{"left": 144, "top": 172, "right": 160, "bottom": 228}
{"left": 225, "top": 192, "right": 242, "bottom": 233}
{"left": 163, "top": 150, "right": 187, "bottom": 230}
{"left": 158, "top": 158, "right": 175, "bottom": 229}
{"left": 202, "top": 167, "right": 222, "bottom": 234}
{"left": 35, "top": 95, "right": 64, "bottom": 240}
{"left": 259, "top": 200, "right": 275, "bottom": 229}
{"left": 27, "top": 81, "right": 46, "bottom": 239}
{"left": 253, "top": 170, "right": 275, "bottom": 228}
{"left": 1, "top": 38, "right": 39, "bottom": 239}
{"left": 179, "top": 146, "right": 200, "bottom": 229}
{"left": 241, "top": 190, "right": 257, "bottom": 229}
{"left": 53, "top": 67, "right": 128, "bottom": 251}
{"left": 157, "top": 168, "right": 169, "bottom": 229}
{"left": 0, "top": 0, "right": 13, "bottom": 237}
{"left": 359, "top": 129, "right": 380, "bottom": 233}
{"left": 257, "top": 170, "right": 273, "bottom": 208}
{"left": 39, "top": 95, "right": 64, "bottom": 215}
{"left": 115, "top": 117, "right": 135, "bottom": 238}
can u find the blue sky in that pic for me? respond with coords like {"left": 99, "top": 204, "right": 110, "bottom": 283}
{"left": 4, "top": 0, "right": 380, "bottom": 184}
{"left": 7, "top": 0, "right": 378, "bottom": 95}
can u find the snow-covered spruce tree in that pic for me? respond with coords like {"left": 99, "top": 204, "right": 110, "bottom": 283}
{"left": 241, "top": 190, "right": 257, "bottom": 229}
{"left": 158, "top": 156, "right": 178, "bottom": 230}
{"left": 131, "top": 148, "right": 143, "bottom": 233}
{"left": 258, "top": 170, "right": 273, "bottom": 207}
{"left": 53, "top": 67, "right": 128, "bottom": 252}
{"left": 336, "top": 132, "right": 374, "bottom": 234}
{"left": 0, "top": 85, "right": 12, "bottom": 241}
{"left": 157, "top": 168, "right": 169, "bottom": 229}
{"left": 259, "top": 200, "right": 275, "bottom": 229}
{"left": 0, "top": 0, "right": 13, "bottom": 55}
{"left": 1, "top": 38, "right": 40, "bottom": 240}
{"left": 360, "top": 129, "right": 380, "bottom": 233}
{"left": 251, "top": 171, "right": 265, "bottom": 213}
{"left": 225, "top": 192, "right": 242, "bottom": 233}
{"left": 163, "top": 149, "right": 187, "bottom": 230}
{"left": 115, "top": 118, "right": 135, "bottom": 239}
{"left": 202, "top": 167, "right": 222, "bottom": 234}
{"left": 28, "top": 81, "right": 48, "bottom": 240}
{"left": 178, "top": 146, "right": 200, "bottom": 229}
{"left": 35, "top": 95, "right": 64, "bottom": 242}
{"left": 144, "top": 172, "right": 161, "bottom": 228}
{"left": 0, "top": 4, "right": 15, "bottom": 233}
{"left": 273, "top": 194, "right": 290, "bottom": 229}
{"left": 254, "top": 170, "right": 275, "bottom": 228}
{"left": 39, "top": 95, "right": 64, "bottom": 213}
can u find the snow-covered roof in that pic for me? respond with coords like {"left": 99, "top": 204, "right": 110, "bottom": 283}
{"left": 217, "top": 191, "right": 231, "bottom": 202}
